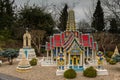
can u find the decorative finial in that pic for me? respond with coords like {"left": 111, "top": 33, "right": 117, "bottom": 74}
{"left": 26, "top": 27, "right": 28, "bottom": 33}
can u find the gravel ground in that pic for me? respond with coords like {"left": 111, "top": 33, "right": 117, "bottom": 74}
{"left": 0, "top": 73, "right": 22, "bottom": 80}
{"left": 0, "top": 59, "right": 120, "bottom": 80}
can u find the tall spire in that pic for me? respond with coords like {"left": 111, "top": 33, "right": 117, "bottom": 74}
{"left": 66, "top": 9, "right": 76, "bottom": 31}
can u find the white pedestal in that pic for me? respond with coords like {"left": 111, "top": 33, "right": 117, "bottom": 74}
{"left": 56, "top": 69, "right": 65, "bottom": 75}
{"left": 96, "top": 69, "right": 109, "bottom": 75}
{"left": 17, "top": 48, "right": 36, "bottom": 61}
{"left": 39, "top": 57, "right": 57, "bottom": 66}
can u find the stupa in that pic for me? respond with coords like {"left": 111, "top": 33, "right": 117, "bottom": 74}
{"left": 17, "top": 28, "right": 36, "bottom": 61}
{"left": 112, "top": 46, "right": 119, "bottom": 58}
{"left": 16, "top": 51, "right": 32, "bottom": 72}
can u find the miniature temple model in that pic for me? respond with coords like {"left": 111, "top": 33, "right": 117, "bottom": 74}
{"left": 17, "top": 29, "right": 36, "bottom": 60}
{"left": 41, "top": 9, "right": 98, "bottom": 75}
{"left": 16, "top": 51, "right": 32, "bottom": 72}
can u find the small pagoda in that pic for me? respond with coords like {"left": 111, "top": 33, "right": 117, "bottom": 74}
{"left": 16, "top": 51, "right": 32, "bottom": 72}
{"left": 112, "top": 46, "right": 119, "bottom": 58}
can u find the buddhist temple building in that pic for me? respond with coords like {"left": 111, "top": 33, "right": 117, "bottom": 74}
{"left": 45, "top": 9, "right": 98, "bottom": 71}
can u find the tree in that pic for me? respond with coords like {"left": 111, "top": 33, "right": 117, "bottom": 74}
{"left": 101, "top": 0, "right": 120, "bottom": 33}
{"left": 101, "top": 0, "right": 120, "bottom": 22}
{"left": 0, "top": 49, "right": 19, "bottom": 65}
{"left": 109, "top": 18, "right": 118, "bottom": 33}
{"left": 14, "top": 5, "right": 55, "bottom": 40}
{"left": 91, "top": 0, "right": 105, "bottom": 31}
{"left": 58, "top": 4, "right": 68, "bottom": 32}
{"left": 30, "top": 30, "right": 46, "bottom": 56}
{"left": 0, "top": 0, "right": 15, "bottom": 30}
{"left": 77, "top": 20, "right": 91, "bottom": 33}
{"left": 0, "top": 0, "right": 16, "bottom": 42}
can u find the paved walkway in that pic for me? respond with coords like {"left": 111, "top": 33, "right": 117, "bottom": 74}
{"left": 0, "top": 73, "right": 23, "bottom": 80}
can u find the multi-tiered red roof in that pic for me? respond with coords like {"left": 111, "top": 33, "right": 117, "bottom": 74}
{"left": 46, "top": 31, "right": 98, "bottom": 51}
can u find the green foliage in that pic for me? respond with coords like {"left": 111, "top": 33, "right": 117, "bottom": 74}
{"left": 109, "top": 18, "right": 118, "bottom": 33}
{"left": 58, "top": 4, "right": 68, "bottom": 31}
{"left": 0, "top": 49, "right": 18, "bottom": 65}
{"left": 64, "top": 69, "right": 77, "bottom": 79}
{"left": 40, "top": 48, "right": 46, "bottom": 54}
{"left": 17, "top": 5, "right": 55, "bottom": 36}
{"left": 106, "top": 57, "right": 111, "bottom": 62}
{"left": 0, "top": 30, "right": 12, "bottom": 41}
{"left": 83, "top": 66, "right": 97, "bottom": 78}
{"left": 105, "top": 51, "right": 114, "bottom": 58}
{"left": 91, "top": 0, "right": 104, "bottom": 31}
{"left": 109, "top": 60, "right": 117, "bottom": 65}
{"left": 0, "top": 0, "right": 15, "bottom": 30}
{"left": 30, "top": 58, "right": 38, "bottom": 66}
{"left": 112, "top": 54, "right": 120, "bottom": 62}
{"left": 0, "top": 0, "right": 16, "bottom": 44}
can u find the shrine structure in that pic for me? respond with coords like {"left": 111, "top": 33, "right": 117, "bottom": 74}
{"left": 17, "top": 29, "right": 36, "bottom": 61}
{"left": 43, "top": 9, "right": 98, "bottom": 75}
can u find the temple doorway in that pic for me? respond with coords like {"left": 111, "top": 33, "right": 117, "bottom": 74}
{"left": 71, "top": 55, "right": 79, "bottom": 65}
{"left": 73, "top": 57, "right": 76, "bottom": 65}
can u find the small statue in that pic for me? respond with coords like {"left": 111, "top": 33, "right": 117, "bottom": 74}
{"left": 97, "top": 51, "right": 104, "bottom": 69}
{"left": 57, "top": 53, "right": 64, "bottom": 70}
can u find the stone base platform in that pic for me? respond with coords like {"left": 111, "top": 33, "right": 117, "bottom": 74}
{"left": 96, "top": 69, "right": 109, "bottom": 75}
{"left": 40, "top": 60, "right": 57, "bottom": 66}
{"left": 17, "top": 48, "right": 36, "bottom": 61}
{"left": 56, "top": 69, "right": 65, "bottom": 75}
{"left": 16, "top": 66, "right": 32, "bottom": 72}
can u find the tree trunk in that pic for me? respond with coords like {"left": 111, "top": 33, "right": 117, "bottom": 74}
{"left": 102, "top": 45, "right": 106, "bottom": 54}
{"left": 8, "top": 57, "right": 13, "bottom": 65}
{"left": 36, "top": 46, "right": 41, "bottom": 56}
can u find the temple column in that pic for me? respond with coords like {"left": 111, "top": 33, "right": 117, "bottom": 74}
{"left": 80, "top": 53, "right": 82, "bottom": 66}
{"left": 47, "top": 50, "right": 49, "bottom": 60}
{"left": 64, "top": 51, "right": 66, "bottom": 69}
{"left": 68, "top": 52, "right": 70, "bottom": 66}
{"left": 87, "top": 47, "right": 89, "bottom": 61}
{"left": 94, "top": 50, "right": 97, "bottom": 62}
{"left": 64, "top": 53, "right": 66, "bottom": 67}
{"left": 60, "top": 47, "right": 62, "bottom": 53}
{"left": 51, "top": 49, "right": 53, "bottom": 63}
{"left": 92, "top": 49, "right": 94, "bottom": 61}
{"left": 83, "top": 48, "right": 85, "bottom": 65}
{"left": 79, "top": 54, "right": 81, "bottom": 65}
{"left": 56, "top": 47, "right": 58, "bottom": 63}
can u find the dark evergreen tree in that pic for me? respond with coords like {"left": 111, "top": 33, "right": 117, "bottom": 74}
{"left": 58, "top": 4, "right": 68, "bottom": 32}
{"left": 14, "top": 5, "right": 55, "bottom": 39}
{"left": 109, "top": 18, "right": 118, "bottom": 33}
{"left": 0, "top": 0, "right": 15, "bottom": 30}
{"left": 0, "top": 0, "right": 15, "bottom": 40}
{"left": 91, "top": 0, "right": 104, "bottom": 32}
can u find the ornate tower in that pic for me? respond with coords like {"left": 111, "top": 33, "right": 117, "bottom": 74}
{"left": 66, "top": 9, "right": 76, "bottom": 31}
